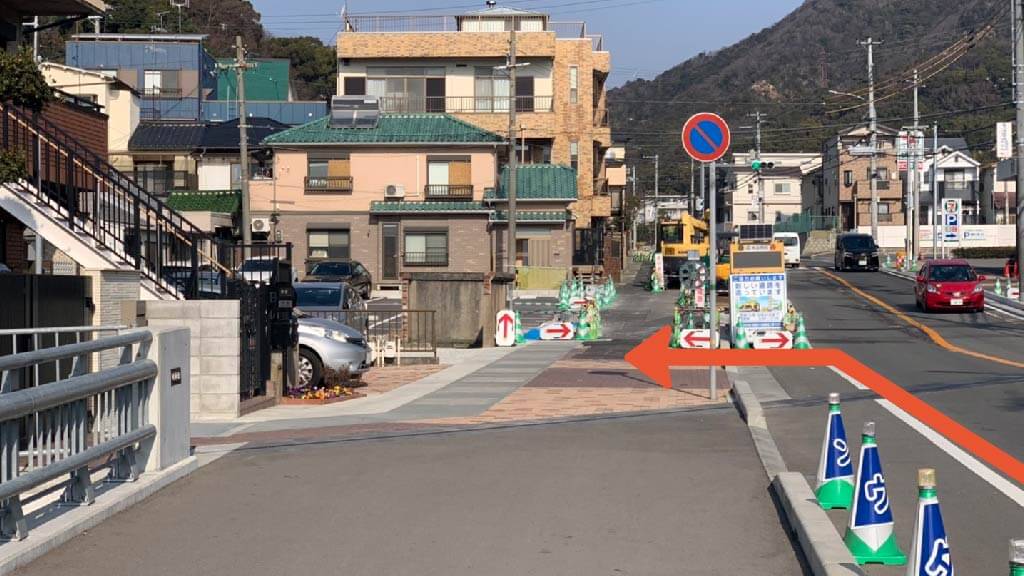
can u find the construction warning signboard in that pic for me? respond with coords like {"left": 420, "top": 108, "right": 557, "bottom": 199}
{"left": 730, "top": 273, "right": 787, "bottom": 332}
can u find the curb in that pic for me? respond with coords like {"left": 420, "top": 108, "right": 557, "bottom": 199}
{"left": 0, "top": 456, "right": 199, "bottom": 576}
{"left": 726, "top": 370, "right": 864, "bottom": 576}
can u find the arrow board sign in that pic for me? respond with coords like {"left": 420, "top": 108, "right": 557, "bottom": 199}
{"left": 752, "top": 331, "right": 793, "bottom": 350}
{"left": 678, "top": 329, "right": 712, "bottom": 349}
{"left": 495, "top": 309, "right": 516, "bottom": 347}
{"left": 539, "top": 322, "right": 576, "bottom": 341}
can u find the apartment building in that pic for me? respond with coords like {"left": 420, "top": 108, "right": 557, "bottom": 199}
{"left": 821, "top": 124, "right": 906, "bottom": 230}
{"left": 919, "top": 139, "right": 981, "bottom": 224}
{"left": 336, "top": 4, "right": 613, "bottom": 265}
{"left": 727, "top": 152, "right": 820, "bottom": 227}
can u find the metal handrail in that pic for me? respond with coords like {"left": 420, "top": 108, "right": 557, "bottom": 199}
{"left": 0, "top": 325, "right": 125, "bottom": 336}
{"left": 0, "top": 360, "right": 155, "bottom": 422}
{"left": 0, "top": 331, "right": 150, "bottom": 373}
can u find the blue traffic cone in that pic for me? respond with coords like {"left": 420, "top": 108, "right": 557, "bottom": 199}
{"left": 816, "top": 393, "right": 854, "bottom": 509}
{"left": 845, "top": 422, "right": 907, "bottom": 565}
{"left": 906, "top": 469, "right": 953, "bottom": 576}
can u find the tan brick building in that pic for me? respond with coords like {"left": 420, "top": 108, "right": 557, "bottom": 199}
{"left": 822, "top": 125, "right": 906, "bottom": 231}
{"left": 337, "top": 5, "right": 612, "bottom": 265}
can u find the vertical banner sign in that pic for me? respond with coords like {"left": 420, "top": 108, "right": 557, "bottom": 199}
{"left": 654, "top": 252, "right": 665, "bottom": 289}
{"left": 997, "top": 122, "right": 1014, "bottom": 161}
{"left": 942, "top": 198, "right": 961, "bottom": 243}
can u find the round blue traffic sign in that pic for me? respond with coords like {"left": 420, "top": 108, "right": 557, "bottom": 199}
{"left": 682, "top": 113, "right": 731, "bottom": 163}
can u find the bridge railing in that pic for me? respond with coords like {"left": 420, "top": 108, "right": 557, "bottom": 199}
{"left": 0, "top": 328, "right": 189, "bottom": 541}
{"left": 0, "top": 326, "right": 126, "bottom": 392}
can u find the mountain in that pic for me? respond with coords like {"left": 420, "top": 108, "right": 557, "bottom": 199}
{"left": 609, "top": 0, "right": 1012, "bottom": 194}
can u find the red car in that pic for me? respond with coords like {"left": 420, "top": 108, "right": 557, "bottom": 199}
{"left": 915, "top": 259, "right": 986, "bottom": 313}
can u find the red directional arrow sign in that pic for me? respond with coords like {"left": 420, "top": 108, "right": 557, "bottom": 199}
{"left": 679, "top": 329, "right": 711, "bottom": 349}
{"left": 499, "top": 315, "right": 514, "bottom": 337}
{"left": 754, "top": 331, "right": 792, "bottom": 350}
{"left": 540, "top": 322, "right": 575, "bottom": 341}
{"left": 545, "top": 324, "right": 572, "bottom": 338}
{"left": 495, "top": 310, "right": 516, "bottom": 347}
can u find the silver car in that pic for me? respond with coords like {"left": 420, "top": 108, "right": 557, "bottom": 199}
{"left": 297, "top": 316, "right": 372, "bottom": 388}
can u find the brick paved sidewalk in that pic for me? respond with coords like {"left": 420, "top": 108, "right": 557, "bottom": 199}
{"left": 359, "top": 364, "right": 449, "bottom": 395}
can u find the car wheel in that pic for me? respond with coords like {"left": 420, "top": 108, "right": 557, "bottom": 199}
{"left": 298, "top": 347, "right": 323, "bottom": 388}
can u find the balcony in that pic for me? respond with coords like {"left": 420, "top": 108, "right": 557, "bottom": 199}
{"left": 375, "top": 95, "right": 554, "bottom": 114}
{"left": 131, "top": 170, "right": 196, "bottom": 197}
{"left": 424, "top": 184, "right": 474, "bottom": 200}
{"left": 594, "top": 108, "right": 609, "bottom": 128}
{"left": 305, "top": 176, "right": 354, "bottom": 194}
{"left": 142, "top": 88, "right": 183, "bottom": 98}
{"left": 593, "top": 177, "right": 609, "bottom": 196}
{"left": 404, "top": 248, "right": 449, "bottom": 267}
{"left": 936, "top": 181, "right": 979, "bottom": 202}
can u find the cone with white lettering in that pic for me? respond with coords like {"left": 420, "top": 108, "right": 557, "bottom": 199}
{"left": 996, "top": 277, "right": 1003, "bottom": 297}
{"left": 845, "top": 422, "right": 907, "bottom": 566}
{"left": 1011, "top": 539, "right": 1024, "bottom": 576}
{"left": 906, "top": 469, "right": 953, "bottom": 576}
{"left": 794, "top": 314, "right": 812, "bottom": 350}
{"left": 816, "top": 393, "right": 854, "bottom": 509}
{"left": 732, "top": 319, "right": 750, "bottom": 350}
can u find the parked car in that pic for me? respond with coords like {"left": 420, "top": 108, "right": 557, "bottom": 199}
{"left": 293, "top": 281, "right": 368, "bottom": 331}
{"left": 296, "top": 315, "right": 372, "bottom": 388}
{"left": 834, "top": 233, "right": 879, "bottom": 271}
{"left": 305, "top": 259, "right": 373, "bottom": 299}
{"left": 238, "top": 256, "right": 298, "bottom": 285}
{"left": 915, "top": 259, "right": 985, "bottom": 313}
{"left": 773, "top": 232, "right": 801, "bottom": 268}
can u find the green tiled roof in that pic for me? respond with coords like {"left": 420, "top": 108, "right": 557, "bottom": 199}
{"left": 165, "top": 190, "right": 240, "bottom": 213}
{"left": 263, "top": 114, "right": 504, "bottom": 145}
{"left": 370, "top": 201, "right": 491, "bottom": 214}
{"left": 216, "top": 58, "right": 290, "bottom": 101}
{"left": 490, "top": 210, "right": 569, "bottom": 223}
{"left": 486, "top": 164, "right": 578, "bottom": 201}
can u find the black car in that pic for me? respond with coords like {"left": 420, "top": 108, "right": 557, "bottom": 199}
{"left": 305, "top": 259, "right": 373, "bottom": 299}
{"left": 834, "top": 233, "right": 879, "bottom": 271}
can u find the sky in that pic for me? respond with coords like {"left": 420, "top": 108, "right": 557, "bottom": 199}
{"left": 250, "top": 0, "right": 803, "bottom": 87}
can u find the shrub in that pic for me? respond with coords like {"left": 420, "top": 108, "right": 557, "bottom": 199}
{"left": 951, "top": 247, "right": 1016, "bottom": 259}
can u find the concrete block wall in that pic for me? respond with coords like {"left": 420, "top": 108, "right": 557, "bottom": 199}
{"left": 84, "top": 268, "right": 140, "bottom": 370}
{"left": 137, "top": 300, "right": 241, "bottom": 421}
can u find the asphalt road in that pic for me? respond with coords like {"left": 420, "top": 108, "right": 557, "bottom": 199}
{"left": 764, "top": 264, "right": 1024, "bottom": 574}
{"left": 16, "top": 412, "right": 803, "bottom": 576}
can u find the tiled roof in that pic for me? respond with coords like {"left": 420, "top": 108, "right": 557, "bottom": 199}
{"left": 216, "top": 58, "right": 291, "bottom": 101}
{"left": 197, "top": 117, "right": 290, "bottom": 151}
{"left": 490, "top": 210, "right": 568, "bottom": 223}
{"left": 128, "top": 122, "right": 206, "bottom": 151}
{"left": 370, "top": 201, "right": 491, "bottom": 214}
{"left": 486, "top": 164, "right": 578, "bottom": 201}
{"left": 262, "top": 114, "right": 504, "bottom": 146}
{"left": 165, "top": 190, "right": 240, "bottom": 213}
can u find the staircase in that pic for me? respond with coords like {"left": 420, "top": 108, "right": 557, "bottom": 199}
{"left": 0, "top": 103, "right": 229, "bottom": 300}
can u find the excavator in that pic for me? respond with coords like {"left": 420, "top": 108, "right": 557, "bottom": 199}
{"left": 658, "top": 212, "right": 730, "bottom": 290}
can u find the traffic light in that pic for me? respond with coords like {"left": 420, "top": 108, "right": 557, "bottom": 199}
{"left": 751, "top": 158, "right": 775, "bottom": 172}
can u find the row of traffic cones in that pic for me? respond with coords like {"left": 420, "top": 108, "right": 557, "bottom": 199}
{"left": 816, "top": 394, "right": 954, "bottom": 570}
{"left": 995, "top": 277, "right": 1020, "bottom": 298}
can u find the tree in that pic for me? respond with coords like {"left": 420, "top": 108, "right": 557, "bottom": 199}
{"left": 260, "top": 36, "right": 336, "bottom": 101}
{"left": 0, "top": 49, "right": 54, "bottom": 183}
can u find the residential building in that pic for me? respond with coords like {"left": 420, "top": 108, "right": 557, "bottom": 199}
{"left": 0, "top": 0, "right": 104, "bottom": 52}
{"left": 250, "top": 112, "right": 576, "bottom": 285}
{"left": 980, "top": 163, "right": 1016, "bottom": 225}
{"left": 727, "top": 152, "right": 820, "bottom": 227}
{"left": 193, "top": 117, "right": 287, "bottom": 190}
{"left": 41, "top": 62, "right": 140, "bottom": 169}
{"left": 821, "top": 124, "right": 906, "bottom": 230}
{"left": 64, "top": 33, "right": 326, "bottom": 125}
{"left": 919, "top": 139, "right": 981, "bottom": 224}
{"left": 336, "top": 4, "right": 612, "bottom": 265}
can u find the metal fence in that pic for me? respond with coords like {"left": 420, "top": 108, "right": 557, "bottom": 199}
{"left": 0, "top": 331, "right": 156, "bottom": 540}
{"left": 303, "top": 309, "right": 436, "bottom": 360}
{"left": 773, "top": 214, "right": 839, "bottom": 234}
{"left": 0, "top": 326, "right": 125, "bottom": 393}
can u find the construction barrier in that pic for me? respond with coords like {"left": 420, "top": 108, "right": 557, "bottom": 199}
{"left": 816, "top": 393, "right": 854, "bottom": 509}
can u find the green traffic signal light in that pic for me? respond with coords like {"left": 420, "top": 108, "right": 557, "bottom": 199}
{"left": 751, "top": 159, "right": 763, "bottom": 171}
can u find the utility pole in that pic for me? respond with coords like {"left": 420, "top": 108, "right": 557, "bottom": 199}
{"left": 494, "top": 24, "right": 527, "bottom": 309}
{"left": 906, "top": 69, "right": 920, "bottom": 269}
{"left": 1015, "top": 0, "right": 1024, "bottom": 300}
{"left": 643, "top": 154, "right": 660, "bottom": 245}
{"left": 861, "top": 37, "right": 883, "bottom": 240}
{"left": 748, "top": 111, "right": 767, "bottom": 222}
{"left": 630, "top": 165, "right": 638, "bottom": 253}
{"left": 690, "top": 158, "right": 695, "bottom": 215}
{"left": 226, "top": 36, "right": 257, "bottom": 250}
{"left": 932, "top": 123, "right": 939, "bottom": 259}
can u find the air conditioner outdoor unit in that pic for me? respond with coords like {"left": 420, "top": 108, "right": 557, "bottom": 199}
{"left": 384, "top": 184, "right": 406, "bottom": 199}
{"left": 251, "top": 217, "right": 271, "bottom": 233}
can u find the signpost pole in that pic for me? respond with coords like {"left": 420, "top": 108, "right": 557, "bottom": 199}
{"left": 709, "top": 160, "right": 717, "bottom": 402}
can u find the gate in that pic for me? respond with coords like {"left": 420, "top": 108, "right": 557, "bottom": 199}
{"left": 228, "top": 280, "right": 270, "bottom": 401}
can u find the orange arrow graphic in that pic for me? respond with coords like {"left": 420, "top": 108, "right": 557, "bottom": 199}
{"left": 625, "top": 325, "right": 1024, "bottom": 486}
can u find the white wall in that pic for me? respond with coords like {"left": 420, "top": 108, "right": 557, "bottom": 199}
{"left": 856, "top": 225, "right": 1017, "bottom": 249}
{"left": 198, "top": 157, "right": 234, "bottom": 191}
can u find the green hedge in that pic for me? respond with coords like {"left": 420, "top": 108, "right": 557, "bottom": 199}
{"left": 950, "top": 247, "right": 1016, "bottom": 259}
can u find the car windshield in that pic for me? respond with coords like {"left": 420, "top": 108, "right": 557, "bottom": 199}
{"left": 295, "top": 286, "right": 342, "bottom": 307}
{"left": 310, "top": 262, "right": 352, "bottom": 276}
{"left": 660, "top": 225, "right": 682, "bottom": 243}
{"left": 240, "top": 259, "right": 276, "bottom": 272}
{"left": 842, "top": 236, "right": 874, "bottom": 250}
{"left": 928, "top": 265, "right": 975, "bottom": 282}
{"left": 778, "top": 236, "right": 798, "bottom": 246}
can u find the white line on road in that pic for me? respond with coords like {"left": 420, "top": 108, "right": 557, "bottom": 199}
{"left": 829, "top": 366, "right": 1024, "bottom": 507}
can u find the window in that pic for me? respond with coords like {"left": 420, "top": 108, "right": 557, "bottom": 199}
{"left": 306, "top": 155, "right": 351, "bottom": 192}
{"left": 515, "top": 76, "right": 535, "bottom": 112}
{"left": 570, "top": 141, "right": 579, "bottom": 171}
{"left": 569, "top": 66, "right": 579, "bottom": 104}
{"left": 843, "top": 170, "right": 853, "bottom": 187}
{"left": 878, "top": 203, "right": 890, "bottom": 214}
{"left": 868, "top": 167, "right": 889, "bottom": 181}
{"left": 474, "top": 67, "right": 510, "bottom": 112}
{"left": 367, "top": 67, "right": 445, "bottom": 113}
{"left": 307, "top": 229, "right": 350, "bottom": 260}
{"left": 774, "top": 182, "right": 792, "bottom": 194}
{"left": 343, "top": 76, "right": 366, "bottom": 96}
{"left": 426, "top": 156, "right": 472, "bottom": 198}
{"left": 945, "top": 169, "right": 966, "bottom": 185}
{"left": 143, "top": 70, "right": 180, "bottom": 97}
{"left": 747, "top": 184, "right": 754, "bottom": 195}
{"left": 516, "top": 239, "right": 529, "bottom": 266}
{"left": 404, "top": 231, "right": 448, "bottom": 266}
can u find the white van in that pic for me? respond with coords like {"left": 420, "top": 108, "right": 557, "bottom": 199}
{"left": 773, "top": 232, "right": 801, "bottom": 267}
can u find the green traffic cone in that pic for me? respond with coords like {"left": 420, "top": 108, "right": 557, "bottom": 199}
{"left": 794, "top": 314, "right": 811, "bottom": 350}
{"left": 844, "top": 422, "right": 906, "bottom": 566}
{"left": 514, "top": 312, "right": 525, "bottom": 344}
{"left": 996, "top": 277, "right": 1003, "bottom": 297}
{"left": 733, "top": 319, "right": 750, "bottom": 350}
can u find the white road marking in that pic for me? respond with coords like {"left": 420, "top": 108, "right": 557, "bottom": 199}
{"left": 829, "top": 366, "right": 1024, "bottom": 507}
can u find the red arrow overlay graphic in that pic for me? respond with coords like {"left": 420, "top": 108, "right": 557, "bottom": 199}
{"left": 625, "top": 325, "right": 1024, "bottom": 486}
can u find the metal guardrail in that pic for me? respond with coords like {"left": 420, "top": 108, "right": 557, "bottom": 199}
{"left": 0, "top": 331, "right": 157, "bottom": 540}
{"left": 304, "top": 309, "right": 437, "bottom": 359}
{"left": 0, "top": 326, "right": 126, "bottom": 393}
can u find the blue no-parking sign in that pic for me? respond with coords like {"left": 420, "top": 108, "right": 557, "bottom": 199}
{"left": 682, "top": 113, "right": 731, "bottom": 163}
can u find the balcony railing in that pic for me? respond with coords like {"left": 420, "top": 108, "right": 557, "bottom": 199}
{"left": 131, "top": 170, "right": 197, "bottom": 197}
{"left": 594, "top": 108, "right": 609, "bottom": 127}
{"left": 404, "top": 248, "right": 449, "bottom": 267}
{"left": 594, "top": 177, "right": 609, "bottom": 196}
{"left": 305, "top": 175, "right": 354, "bottom": 193}
{"left": 374, "top": 95, "right": 554, "bottom": 114}
{"left": 935, "top": 181, "right": 979, "bottom": 201}
{"left": 142, "top": 88, "right": 183, "bottom": 98}
{"left": 425, "top": 184, "right": 474, "bottom": 200}
{"left": 345, "top": 15, "right": 589, "bottom": 37}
